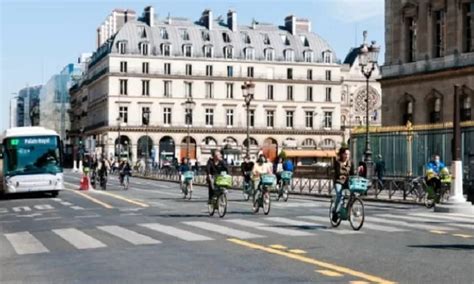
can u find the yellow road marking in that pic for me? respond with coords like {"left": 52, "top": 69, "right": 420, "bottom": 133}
{"left": 430, "top": 230, "right": 447, "bottom": 234}
{"left": 316, "top": 270, "right": 343, "bottom": 277}
{"left": 289, "top": 249, "right": 307, "bottom": 254}
{"left": 350, "top": 281, "right": 370, "bottom": 284}
{"left": 452, "top": 234, "right": 472, "bottom": 239}
{"left": 228, "top": 238, "right": 396, "bottom": 284}
{"left": 65, "top": 189, "right": 113, "bottom": 209}
{"left": 269, "top": 244, "right": 287, "bottom": 250}
{"left": 92, "top": 190, "right": 149, "bottom": 208}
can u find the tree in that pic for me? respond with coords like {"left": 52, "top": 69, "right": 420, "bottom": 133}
{"left": 279, "top": 150, "right": 287, "bottom": 160}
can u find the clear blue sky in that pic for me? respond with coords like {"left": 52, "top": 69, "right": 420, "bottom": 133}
{"left": 0, "top": 0, "right": 384, "bottom": 133}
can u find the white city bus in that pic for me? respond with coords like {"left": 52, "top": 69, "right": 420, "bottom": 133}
{"left": 0, "top": 127, "right": 63, "bottom": 196}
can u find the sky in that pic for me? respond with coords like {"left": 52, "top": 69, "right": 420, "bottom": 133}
{"left": 0, "top": 0, "right": 384, "bottom": 133}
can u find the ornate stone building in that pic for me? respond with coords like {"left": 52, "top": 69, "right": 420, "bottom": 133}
{"left": 381, "top": 0, "right": 474, "bottom": 126}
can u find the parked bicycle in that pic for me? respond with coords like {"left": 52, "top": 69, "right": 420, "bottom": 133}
{"left": 208, "top": 173, "right": 231, "bottom": 218}
{"left": 329, "top": 176, "right": 368, "bottom": 231}
{"left": 276, "top": 171, "right": 292, "bottom": 202}
{"left": 253, "top": 174, "right": 274, "bottom": 215}
{"left": 181, "top": 171, "right": 194, "bottom": 200}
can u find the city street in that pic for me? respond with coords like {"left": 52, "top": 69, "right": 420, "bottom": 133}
{"left": 0, "top": 171, "right": 472, "bottom": 284}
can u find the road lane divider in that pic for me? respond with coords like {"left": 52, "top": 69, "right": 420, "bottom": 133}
{"left": 227, "top": 238, "right": 396, "bottom": 284}
{"left": 452, "top": 234, "right": 472, "bottom": 239}
{"left": 91, "top": 190, "right": 149, "bottom": 208}
{"left": 63, "top": 185, "right": 113, "bottom": 209}
{"left": 316, "top": 270, "right": 344, "bottom": 277}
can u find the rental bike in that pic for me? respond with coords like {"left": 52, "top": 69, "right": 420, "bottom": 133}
{"left": 276, "top": 171, "right": 292, "bottom": 202}
{"left": 253, "top": 174, "right": 274, "bottom": 215}
{"left": 242, "top": 171, "right": 253, "bottom": 201}
{"left": 181, "top": 171, "right": 194, "bottom": 200}
{"left": 329, "top": 176, "right": 368, "bottom": 231}
{"left": 208, "top": 173, "right": 231, "bottom": 218}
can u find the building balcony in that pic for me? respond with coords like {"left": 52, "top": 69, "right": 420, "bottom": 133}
{"left": 381, "top": 52, "right": 474, "bottom": 79}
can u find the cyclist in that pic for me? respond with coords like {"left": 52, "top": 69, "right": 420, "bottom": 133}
{"left": 283, "top": 157, "right": 294, "bottom": 172}
{"left": 425, "top": 154, "right": 449, "bottom": 194}
{"left": 241, "top": 156, "right": 254, "bottom": 189}
{"left": 97, "top": 157, "right": 109, "bottom": 189}
{"left": 179, "top": 158, "right": 193, "bottom": 192}
{"left": 119, "top": 160, "right": 132, "bottom": 187}
{"left": 332, "top": 147, "right": 355, "bottom": 222}
{"left": 274, "top": 157, "right": 284, "bottom": 188}
{"left": 251, "top": 154, "right": 273, "bottom": 193}
{"left": 206, "top": 150, "right": 229, "bottom": 204}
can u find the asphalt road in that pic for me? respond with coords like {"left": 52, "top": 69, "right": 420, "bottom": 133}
{"left": 0, "top": 171, "right": 473, "bottom": 284}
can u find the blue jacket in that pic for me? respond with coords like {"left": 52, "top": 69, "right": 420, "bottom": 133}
{"left": 283, "top": 160, "right": 294, "bottom": 172}
{"left": 426, "top": 161, "right": 446, "bottom": 175}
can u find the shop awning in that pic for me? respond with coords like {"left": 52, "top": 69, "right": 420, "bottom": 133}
{"left": 284, "top": 150, "right": 337, "bottom": 158}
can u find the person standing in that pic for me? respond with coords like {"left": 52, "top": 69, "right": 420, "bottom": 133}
{"left": 375, "top": 154, "right": 385, "bottom": 189}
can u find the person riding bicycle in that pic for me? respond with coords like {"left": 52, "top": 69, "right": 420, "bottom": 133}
{"left": 274, "top": 157, "right": 284, "bottom": 188}
{"left": 241, "top": 156, "right": 254, "bottom": 188}
{"left": 332, "top": 147, "right": 355, "bottom": 222}
{"left": 425, "top": 154, "right": 449, "bottom": 194}
{"left": 251, "top": 154, "right": 273, "bottom": 193}
{"left": 97, "top": 157, "right": 109, "bottom": 188}
{"left": 119, "top": 160, "right": 132, "bottom": 185}
{"left": 206, "top": 150, "right": 229, "bottom": 204}
{"left": 179, "top": 158, "right": 193, "bottom": 192}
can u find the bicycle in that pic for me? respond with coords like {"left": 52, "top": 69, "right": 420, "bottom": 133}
{"left": 329, "top": 176, "right": 368, "bottom": 231}
{"left": 253, "top": 174, "right": 274, "bottom": 215}
{"left": 208, "top": 173, "right": 231, "bottom": 218}
{"left": 407, "top": 176, "right": 426, "bottom": 202}
{"left": 181, "top": 171, "right": 194, "bottom": 200}
{"left": 120, "top": 173, "right": 130, "bottom": 190}
{"left": 242, "top": 172, "right": 253, "bottom": 201}
{"left": 424, "top": 176, "right": 451, "bottom": 208}
{"left": 276, "top": 171, "right": 292, "bottom": 202}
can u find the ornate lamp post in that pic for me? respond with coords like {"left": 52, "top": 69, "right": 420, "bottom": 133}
{"left": 142, "top": 108, "right": 151, "bottom": 172}
{"left": 116, "top": 116, "right": 122, "bottom": 160}
{"left": 358, "top": 31, "right": 380, "bottom": 180}
{"left": 183, "top": 97, "right": 196, "bottom": 161}
{"left": 241, "top": 81, "right": 255, "bottom": 157}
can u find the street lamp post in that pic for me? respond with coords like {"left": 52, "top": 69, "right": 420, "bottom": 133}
{"left": 183, "top": 97, "right": 196, "bottom": 162}
{"left": 142, "top": 108, "right": 151, "bottom": 173}
{"left": 358, "top": 31, "right": 380, "bottom": 180}
{"left": 241, "top": 81, "right": 255, "bottom": 157}
{"left": 116, "top": 116, "right": 122, "bottom": 160}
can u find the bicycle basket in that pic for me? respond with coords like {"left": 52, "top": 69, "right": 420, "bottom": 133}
{"left": 215, "top": 174, "right": 232, "bottom": 188}
{"left": 349, "top": 176, "right": 369, "bottom": 193}
{"left": 183, "top": 171, "right": 194, "bottom": 181}
{"left": 281, "top": 171, "right": 293, "bottom": 181}
{"left": 261, "top": 174, "right": 276, "bottom": 186}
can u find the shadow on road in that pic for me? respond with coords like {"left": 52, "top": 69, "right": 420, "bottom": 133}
{"left": 408, "top": 244, "right": 474, "bottom": 250}
{"left": 0, "top": 192, "right": 56, "bottom": 201}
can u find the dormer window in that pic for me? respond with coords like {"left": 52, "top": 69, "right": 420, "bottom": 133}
{"left": 300, "top": 35, "right": 310, "bottom": 47}
{"left": 244, "top": 47, "right": 255, "bottom": 60}
{"left": 223, "top": 32, "right": 231, "bottom": 43}
{"left": 139, "top": 42, "right": 149, "bottom": 56}
{"left": 264, "top": 48, "right": 274, "bottom": 61}
{"left": 263, "top": 33, "right": 271, "bottom": 45}
{"left": 203, "top": 45, "right": 213, "bottom": 58}
{"left": 161, "top": 43, "right": 172, "bottom": 56}
{"left": 180, "top": 29, "right": 190, "bottom": 41}
{"left": 202, "top": 30, "right": 210, "bottom": 41}
{"left": 241, "top": 32, "right": 251, "bottom": 44}
{"left": 138, "top": 26, "right": 147, "bottom": 38}
{"left": 303, "top": 50, "right": 313, "bottom": 62}
{"left": 160, "top": 28, "right": 169, "bottom": 40}
{"left": 323, "top": 50, "right": 332, "bottom": 63}
{"left": 118, "top": 42, "right": 127, "bottom": 54}
{"left": 183, "top": 44, "right": 193, "bottom": 57}
{"left": 284, "top": 49, "right": 294, "bottom": 61}
{"left": 280, "top": 34, "right": 290, "bottom": 46}
{"left": 223, "top": 46, "right": 233, "bottom": 59}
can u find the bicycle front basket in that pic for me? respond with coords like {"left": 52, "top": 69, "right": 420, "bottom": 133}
{"left": 349, "top": 176, "right": 369, "bottom": 193}
{"left": 183, "top": 171, "right": 194, "bottom": 181}
{"left": 281, "top": 171, "right": 293, "bottom": 181}
{"left": 215, "top": 174, "right": 232, "bottom": 188}
{"left": 261, "top": 174, "right": 276, "bottom": 186}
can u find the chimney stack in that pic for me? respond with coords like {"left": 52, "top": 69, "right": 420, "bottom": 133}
{"left": 144, "top": 6, "right": 155, "bottom": 27}
{"left": 227, "top": 10, "right": 237, "bottom": 32}
{"left": 201, "top": 9, "right": 213, "bottom": 30}
{"left": 285, "top": 15, "right": 296, "bottom": 35}
{"left": 285, "top": 15, "right": 311, "bottom": 34}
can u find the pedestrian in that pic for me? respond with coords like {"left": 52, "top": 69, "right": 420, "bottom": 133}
{"left": 375, "top": 154, "right": 385, "bottom": 189}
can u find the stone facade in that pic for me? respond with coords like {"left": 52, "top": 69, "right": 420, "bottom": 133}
{"left": 381, "top": 0, "right": 474, "bottom": 126}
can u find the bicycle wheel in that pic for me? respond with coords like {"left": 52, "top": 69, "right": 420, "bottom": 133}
{"left": 424, "top": 193, "right": 435, "bottom": 208}
{"left": 252, "top": 193, "right": 260, "bottom": 214}
{"left": 282, "top": 185, "right": 289, "bottom": 202}
{"left": 263, "top": 192, "right": 271, "bottom": 215}
{"left": 348, "top": 197, "right": 365, "bottom": 231}
{"left": 242, "top": 185, "right": 250, "bottom": 201}
{"left": 218, "top": 193, "right": 227, "bottom": 218}
{"left": 208, "top": 200, "right": 215, "bottom": 216}
{"left": 188, "top": 185, "right": 192, "bottom": 200}
{"left": 329, "top": 199, "right": 341, "bottom": 227}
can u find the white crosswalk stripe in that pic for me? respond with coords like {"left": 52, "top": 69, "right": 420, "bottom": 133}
{"left": 379, "top": 214, "right": 474, "bottom": 230}
{"left": 298, "top": 215, "right": 408, "bottom": 233}
{"left": 225, "top": 219, "right": 314, "bottom": 236}
{"left": 97, "top": 226, "right": 161, "bottom": 245}
{"left": 366, "top": 216, "right": 456, "bottom": 231}
{"left": 296, "top": 216, "right": 362, "bottom": 234}
{"left": 408, "top": 213, "right": 474, "bottom": 225}
{"left": 4, "top": 232, "right": 49, "bottom": 255}
{"left": 139, "top": 223, "right": 213, "bottom": 241}
{"left": 53, "top": 228, "right": 107, "bottom": 249}
{"left": 182, "top": 221, "right": 265, "bottom": 239}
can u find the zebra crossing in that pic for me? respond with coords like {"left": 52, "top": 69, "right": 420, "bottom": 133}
{"left": 1, "top": 212, "right": 472, "bottom": 257}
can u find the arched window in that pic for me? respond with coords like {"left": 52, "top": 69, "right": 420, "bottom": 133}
{"left": 161, "top": 43, "right": 172, "bottom": 56}
{"left": 323, "top": 50, "right": 332, "bottom": 63}
{"left": 244, "top": 47, "right": 255, "bottom": 60}
{"left": 223, "top": 46, "right": 233, "bottom": 59}
{"left": 203, "top": 45, "right": 213, "bottom": 58}
{"left": 264, "top": 48, "right": 274, "bottom": 61}
{"left": 321, "top": 138, "right": 336, "bottom": 150}
{"left": 183, "top": 44, "right": 193, "bottom": 57}
{"left": 302, "top": 138, "right": 317, "bottom": 149}
{"left": 284, "top": 49, "right": 294, "bottom": 61}
{"left": 303, "top": 50, "right": 313, "bottom": 62}
{"left": 139, "top": 42, "right": 149, "bottom": 56}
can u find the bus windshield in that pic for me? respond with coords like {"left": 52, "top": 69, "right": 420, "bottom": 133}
{"left": 3, "top": 136, "right": 62, "bottom": 176}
